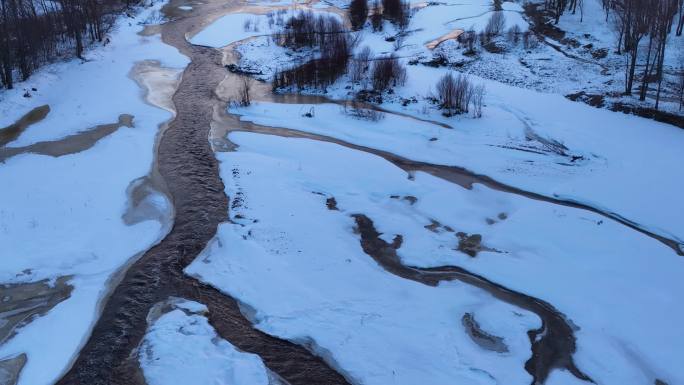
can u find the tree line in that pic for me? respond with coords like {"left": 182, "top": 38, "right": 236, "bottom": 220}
{"left": 601, "top": 0, "right": 682, "bottom": 108}
{"left": 272, "top": 11, "right": 354, "bottom": 90}
{"left": 541, "top": 0, "right": 683, "bottom": 110}
{"left": 1, "top": 0, "right": 134, "bottom": 89}
{"left": 348, "top": 0, "right": 410, "bottom": 31}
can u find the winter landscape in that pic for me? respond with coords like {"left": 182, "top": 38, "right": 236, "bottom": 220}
{"left": 0, "top": 0, "right": 683, "bottom": 384}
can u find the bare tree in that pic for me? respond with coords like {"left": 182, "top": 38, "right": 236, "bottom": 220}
{"left": 272, "top": 12, "right": 355, "bottom": 91}
{"left": 611, "top": 0, "right": 651, "bottom": 94}
{"left": 484, "top": 11, "right": 506, "bottom": 37}
{"left": 544, "top": 0, "right": 570, "bottom": 24}
{"left": 676, "top": 0, "right": 683, "bottom": 36}
{"left": 371, "top": 54, "right": 406, "bottom": 91}
{"left": 370, "top": 0, "right": 382, "bottom": 31}
{"left": 348, "top": 0, "right": 367, "bottom": 30}
{"left": 472, "top": 83, "right": 485, "bottom": 118}
{"left": 349, "top": 45, "right": 373, "bottom": 84}
{"left": 1, "top": 0, "right": 131, "bottom": 89}
{"left": 237, "top": 76, "right": 252, "bottom": 107}
{"left": 653, "top": 0, "right": 679, "bottom": 109}
{"left": 435, "top": 72, "right": 473, "bottom": 115}
{"left": 605, "top": 0, "right": 680, "bottom": 101}
{"left": 506, "top": 25, "right": 521, "bottom": 45}
{"left": 382, "top": 0, "right": 410, "bottom": 28}
{"left": 678, "top": 68, "right": 684, "bottom": 110}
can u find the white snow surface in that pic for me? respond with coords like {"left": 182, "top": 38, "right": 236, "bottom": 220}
{"left": 0, "top": 1, "right": 188, "bottom": 147}
{"left": 1, "top": 0, "right": 683, "bottom": 384}
{"left": 190, "top": 8, "right": 341, "bottom": 48}
{"left": 188, "top": 131, "right": 683, "bottom": 384}
{"left": 139, "top": 299, "right": 271, "bottom": 385}
{"left": 0, "top": 2, "right": 187, "bottom": 384}
{"left": 187, "top": 132, "right": 543, "bottom": 385}
{"left": 231, "top": 64, "right": 684, "bottom": 244}
{"left": 189, "top": 13, "right": 270, "bottom": 47}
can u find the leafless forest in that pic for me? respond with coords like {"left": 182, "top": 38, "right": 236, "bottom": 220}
{"left": 0, "top": 0, "right": 133, "bottom": 89}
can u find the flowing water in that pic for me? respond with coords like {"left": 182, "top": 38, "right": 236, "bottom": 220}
{"left": 55, "top": 0, "right": 351, "bottom": 383}
{"left": 51, "top": 0, "right": 682, "bottom": 383}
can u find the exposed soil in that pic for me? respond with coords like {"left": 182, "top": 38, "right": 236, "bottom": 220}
{"left": 455, "top": 232, "right": 484, "bottom": 257}
{"left": 351, "top": 213, "right": 593, "bottom": 385}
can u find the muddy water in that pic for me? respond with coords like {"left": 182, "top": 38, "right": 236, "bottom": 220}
{"left": 131, "top": 61, "right": 183, "bottom": 116}
{"left": 0, "top": 105, "right": 50, "bottom": 147}
{"left": 55, "top": 1, "right": 350, "bottom": 384}
{"left": 50, "top": 0, "right": 680, "bottom": 384}
{"left": 352, "top": 214, "right": 593, "bottom": 385}
{"left": 0, "top": 277, "right": 73, "bottom": 345}
{"left": 0, "top": 114, "right": 134, "bottom": 163}
{"left": 0, "top": 353, "right": 26, "bottom": 385}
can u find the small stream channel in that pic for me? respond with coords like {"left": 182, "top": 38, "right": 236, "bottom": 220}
{"left": 50, "top": 0, "right": 680, "bottom": 384}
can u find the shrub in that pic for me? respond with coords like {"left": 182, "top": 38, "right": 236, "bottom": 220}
{"left": 382, "top": 0, "right": 410, "bottom": 29}
{"left": 237, "top": 77, "right": 252, "bottom": 107}
{"left": 484, "top": 11, "right": 505, "bottom": 37}
{"left": 459, "top": 29, "right": 478, "bottom": 54}
{"left": 349, "top": 0, "right": 368, "bottom": 30}
{"left": 472, "top": 83, "right": 485, "bottom": 118}
{"left": 370, "top": 0, "right": 383, "bottom": 31}
{"left": 341, "top": 99, "right": 385, "bottom": 121}
{"left": 371, "top": 55, "right": 407, "bottom": 91}
{"left": 522, "top": 31, "right": 539, "bottom": 49}
{"left": 349, "top": 46, "right": 373, "bottom": 84}
{"left": 272, "top": 11, "right": 354, "bottom": 91}
{"left": 506, "top": 25, "right": 521, "bottom": 45}
{"left": 435, "top": 72, "right": 485, "bottom": 117}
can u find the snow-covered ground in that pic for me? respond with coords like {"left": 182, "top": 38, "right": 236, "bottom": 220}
{"left": 188, "top": 132, "right": 683, "bottom": 384}
{"left": 190, "top": 12, "right": 271, "bottom": 47}
{"left": 139, "top": 298, "right": 272, "bottom": 385}
{"left": 212, "top": 2, "right": 684, "bottom": 382}
{"left": 189, "top": 8, "right": 342, "bottom": 48}
{"left": 231, "top": 74, "right": 684, "bottom": 245}
{"left": 2, "top": 0, "right": 683, "bottom": 383}
{"left": 0, "top": 1, "right": 187, "bottom": 146}
{"left": 187, "top": 132, "right": 542, "bottom": 385}
{"left": 0, "top": 2, "right": 188, "bottom": 384}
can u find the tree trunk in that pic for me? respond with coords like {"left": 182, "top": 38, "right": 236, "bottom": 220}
{"left": 626, "top": 46, "right": 638, "bottom": 94}
{"left": 639, "top": 34, "right": 654, "bottom": 101}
